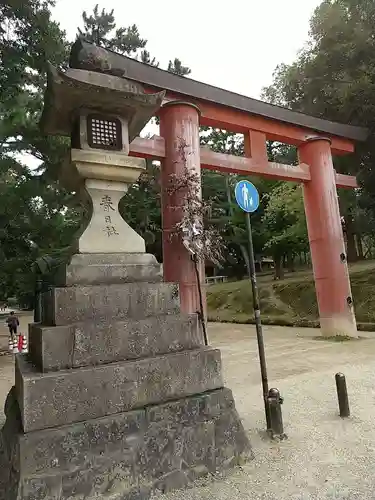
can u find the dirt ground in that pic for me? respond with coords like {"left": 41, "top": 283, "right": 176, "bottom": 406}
{"left": 1, "top": 317, "right": 375, "bottom": 498}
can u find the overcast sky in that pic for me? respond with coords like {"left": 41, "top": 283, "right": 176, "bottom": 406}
{"left": 52, "top": 0, "right": 321, "bottom": 99}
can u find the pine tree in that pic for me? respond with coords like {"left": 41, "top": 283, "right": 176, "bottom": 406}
{"left": 77, "top": 5, "right": 191, "bottom": 75}
{"left": 167, "top": 58, "right": 191, "bottom": 76}
{"left": 0, "top": 1, "right": 194, "bottom": 304}
{"left": 140, "top": 50, "right": 159, "bottom": 67}
{"left": 0, "top": 0, "right": 78, "bottom": 305}
{"left": 78, "top": 4, "right": 146, "bottom": 55}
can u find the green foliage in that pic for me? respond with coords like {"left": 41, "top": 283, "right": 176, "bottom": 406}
{"left": 1, "top": 0, "right": 330, "bottom": 304}
{"left": 120, "top": 160, "right": 162, "bottom": 261}
{"left": 200, "top": 130, "right": 252, "bottom": 276}
{"left": 140, "top": 50, "right": 159, "bottom": 67}
{"left": 77, "top": 4, "right": 192, "bottom": 75}
{"left": 267, "top": 141, "right": 298, "bottom": 165}
{"left": 78, "top": 4, "right": 150, "bottom": 61}
{"left": 0, "top": 0, "right": 193, "bottom": 305}
{"left": 262, "top": 0, "right": 375, "bottom": 246}
{"left": 0, "top": 0, "right": 78, "bottom": 306}
{"left": 167, "top": 58, "right": 191, "bottom": 77}
{"left": 199, "top": 129, "right": 306, "bottom": 277}
{"left": 262, "top": 182, "right": 308, "bottom": 261}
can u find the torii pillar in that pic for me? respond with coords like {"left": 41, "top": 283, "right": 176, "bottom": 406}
{"left": 299, "top": 137, "right": 357, "bottom": 337}
{"left": 159, "top": 101, "right": 205, "bottom": 314}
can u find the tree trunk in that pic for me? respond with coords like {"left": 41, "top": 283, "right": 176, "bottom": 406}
{"left": 299, "top": 252, "right": 303, "bottom": 266}
{"left": 274, "top": 255, "right": 284, "bottom": 280}
{"left": 345, "top": 215, "right": 358, "bottom": 263}
{"left": 240, "top": 244, "right": 251, "bottom": 278}
{"left": 287, "top": 253, "right": 295, "bottom": 272}
{"left": 282, "top": 254, "right": 287, "bottom": 268}
{"left": 356, "top": 234, "right": 364, "bottom": 260}
{"left": 306, "top": 252, "right": 311, "bottom": 266}
{"left": 347, "top": 234, "right": 358, "bottom": 262}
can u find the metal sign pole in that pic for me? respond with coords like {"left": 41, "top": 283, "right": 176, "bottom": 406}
{"left": 245, "top": 212, "right": 271, "bottom": 431}
{"left": 234, "top": 179, "right": 273, "bottom": 433}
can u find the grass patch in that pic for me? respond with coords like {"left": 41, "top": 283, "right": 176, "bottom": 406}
{"left": 206, "top": 261, "right": 375, "bottom": 329}
{"left": 313, "top": 335, "right": 363, "bottom": 342}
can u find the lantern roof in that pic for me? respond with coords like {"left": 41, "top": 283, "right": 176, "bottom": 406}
{"left": 40, "top": 63, "right": 165, "bottom": 142}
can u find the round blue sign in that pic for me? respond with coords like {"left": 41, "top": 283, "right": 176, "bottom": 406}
{"left": 234, "top": 180, "right": 259, "bottom": 213}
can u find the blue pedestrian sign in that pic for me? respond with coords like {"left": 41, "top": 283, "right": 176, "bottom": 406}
{"left": 234, "top": 180, "right": 259, "bottom": 213}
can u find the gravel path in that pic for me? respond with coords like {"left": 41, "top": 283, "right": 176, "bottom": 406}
{"left": 159, "top": 324, "right": 375, "bottom": 500}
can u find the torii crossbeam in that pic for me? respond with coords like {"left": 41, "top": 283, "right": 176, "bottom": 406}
{"left": 69, "top": 39, "right": 368, "bottom": 337}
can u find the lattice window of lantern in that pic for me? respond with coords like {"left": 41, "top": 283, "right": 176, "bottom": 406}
{"left": 87, "top": 114, "right": 123, "bottom": 151}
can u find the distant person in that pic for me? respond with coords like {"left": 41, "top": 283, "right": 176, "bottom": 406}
{"left": 6, "top": 311, "right": 19, "bottom": 343}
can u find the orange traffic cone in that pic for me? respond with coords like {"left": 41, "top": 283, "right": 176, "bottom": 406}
{"left": 8, "top": 337, "right": 13, "bottom": 352}
{"left": 18, "top": 334, "right": 23, "bottom": 352}
{"left": 12, "top": 338, "right": 18, "bottom": 354}
{"left": 21, "top": 335, "right": 28, "bottom": 354}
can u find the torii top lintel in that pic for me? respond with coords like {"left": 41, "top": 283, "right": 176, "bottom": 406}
{"left": 69, "top": 39, "right": 368, "bottom": 156}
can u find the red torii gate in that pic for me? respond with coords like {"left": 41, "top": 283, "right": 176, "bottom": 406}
{"left": 71, "top": 40, "right": 368, "bottom": 338}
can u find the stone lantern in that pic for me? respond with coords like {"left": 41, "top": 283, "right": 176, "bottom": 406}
{"left": 40, "top": 63, "right": 165, "bottom": 256}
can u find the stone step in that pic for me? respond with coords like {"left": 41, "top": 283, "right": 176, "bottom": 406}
{"left": 62, "top": 253, "right": 163, "bottom": 286}
{"left": 1, "top": 387, "right": 251, "bottom": 500}
{"left": 29, "top": 314, "right": 203, "bottom": 372}
{"left": 16, "top": 347, "right": 223, "bottom": 433}
{"left": 42, "top": 282, "right": 180, "bottom": 326}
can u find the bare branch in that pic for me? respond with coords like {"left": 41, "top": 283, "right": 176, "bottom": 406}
{"left": 166, "top": 137, "right": 225, "bottom": 266}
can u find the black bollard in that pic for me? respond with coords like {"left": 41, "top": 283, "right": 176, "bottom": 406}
{"left": 335, "top": 372, "right": 350, "bottom": 418}
{"left": 267, "top": 388, "right": 287, "bottom": 440}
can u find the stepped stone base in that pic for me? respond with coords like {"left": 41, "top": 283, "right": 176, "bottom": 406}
{"left": 0, "top": 387, "right": 252, "bottom": 500}
{"left": 16, "top": 348, "right": 223, "bottom": 432}
{"left": 28, "top": 314, "right": 202, "bottom": 372}
{"left": 42, "top": 282, "right": 180, "bottom": 326}
{"left": 0, "top": 252, "right": 253, "bottom": 499}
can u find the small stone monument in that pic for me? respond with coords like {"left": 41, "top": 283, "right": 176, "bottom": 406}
{"left": 0, "top": 45, "right": 252, "bottom": 500}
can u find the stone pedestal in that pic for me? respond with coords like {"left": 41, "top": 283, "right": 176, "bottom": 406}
{"left": 0, "top": 254, "right": 252, "bottom": 499}
{"left": 66, "top": 149, "right": 147, "bottom": 254}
